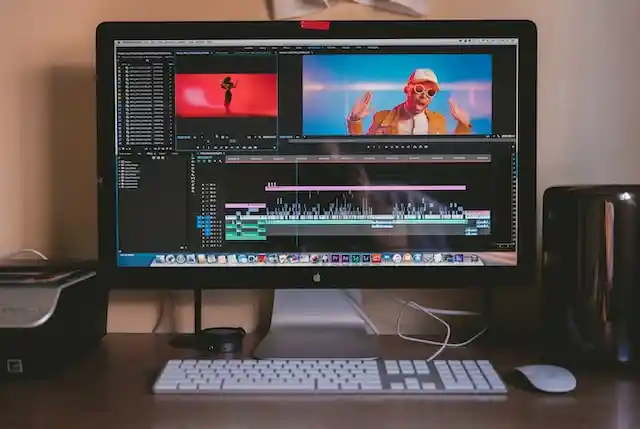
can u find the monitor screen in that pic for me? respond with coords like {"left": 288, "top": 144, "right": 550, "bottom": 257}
{"left": 111, "top": 37, "right": 520, "bottom": 268}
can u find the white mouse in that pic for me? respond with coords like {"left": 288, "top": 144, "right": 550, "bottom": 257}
{"left": 513, "top": 364, "right": 577, "bottom": 393}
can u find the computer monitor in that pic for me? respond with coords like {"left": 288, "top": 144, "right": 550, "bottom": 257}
{"left": 96, "top": 21, "right": 537, "bottom": 358}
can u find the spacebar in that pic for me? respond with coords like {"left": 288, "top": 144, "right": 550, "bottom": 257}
{"left": 222, "top": 383, "right": 316, "bottom": 391}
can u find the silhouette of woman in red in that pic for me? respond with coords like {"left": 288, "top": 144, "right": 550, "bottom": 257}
{"left": 221, "top": 76, "right": 238, "bottom": 114}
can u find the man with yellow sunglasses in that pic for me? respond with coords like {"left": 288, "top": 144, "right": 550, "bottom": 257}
{"left": 347, "top": 69, "right": 472, "bottom": 135}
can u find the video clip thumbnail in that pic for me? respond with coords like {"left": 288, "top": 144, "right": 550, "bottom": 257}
{"left": 302, "top": 54, "right": 493, "bottom": 136}
{"left": 175, "top": 73, "right": 278, "bottom": 118}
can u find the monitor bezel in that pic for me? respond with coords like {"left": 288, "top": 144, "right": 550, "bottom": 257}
{"left": 96, "top": 20, "right": 537, "bottom": 289}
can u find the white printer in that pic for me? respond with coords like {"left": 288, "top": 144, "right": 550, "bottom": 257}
{"left": 0, "top": 261, "right": 107, "bottom": 380}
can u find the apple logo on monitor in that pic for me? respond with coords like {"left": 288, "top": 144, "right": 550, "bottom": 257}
{"left": 313, "top": 273, "right": 322, "bottom": 283}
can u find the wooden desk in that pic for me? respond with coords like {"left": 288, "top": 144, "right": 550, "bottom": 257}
{"left": 0, "top": 334, "right": 637, "bottom": 429}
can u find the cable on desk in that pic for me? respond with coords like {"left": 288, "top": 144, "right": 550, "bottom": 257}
{"left": 0, "top": 248, "right": 48, "bottom": 260}
{"left": 338, "top": 290, "right": 485, "bottom": 359}
{"left": 396, "top": 300, "right": 451, "bottom": 361}
{"left": 394, "top": 298, "right": 487, "bottom": 356}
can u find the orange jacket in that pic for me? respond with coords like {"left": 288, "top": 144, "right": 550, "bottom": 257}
{"left": 347, "top": 105, "right": 472, "bottom": 135}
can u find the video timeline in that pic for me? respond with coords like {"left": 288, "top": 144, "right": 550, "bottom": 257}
{"left": 148, "top": 251, "right": 484, "bottom": 267}
{"left": 200, "top": 155, "right": 509, "bottom": 253}
{"left": 224, "top": 199, "right": 491, "bottom": 240}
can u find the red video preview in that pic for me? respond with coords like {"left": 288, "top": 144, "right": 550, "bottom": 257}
{"left": 175, "top": 73, "right": 278, "bottom": 118}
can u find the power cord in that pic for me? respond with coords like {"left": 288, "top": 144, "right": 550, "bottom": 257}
{"left": 1, "top": 248, "right": 48, "bottom": 260}
{"left": 152, "top": 291, "right": 177, "bottom": 334}
{"left": 340, "top": 290, "right": 487, "bottom": 361}
{"left": 394, "top": 298, "right": 487, "bottom": 360}
{"left": 396, "top": 298, "right": 488, "bottom": 348}
{"left": 152, "top": 292, "right": 167, "bottom": 333}
{"left": 396, "top": 299, "right": 451, "bottom": 361}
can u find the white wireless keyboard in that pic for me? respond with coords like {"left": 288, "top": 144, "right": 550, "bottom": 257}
{"left": 153, "top": 359, "right": 507, "bottom": 395}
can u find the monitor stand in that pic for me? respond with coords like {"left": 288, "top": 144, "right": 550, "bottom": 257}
{"left": 252, "top": 289, "right": 379, "bottom": 360}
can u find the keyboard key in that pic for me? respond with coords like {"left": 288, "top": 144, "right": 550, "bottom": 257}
{"left": 487, "top": 377, "right": 506, "bottom": 391}
{"left": 225, "top": 382, "right": 316, "bottom": 391}
{"left": 359, "top": 382, "right": 383, "bottom": 391}
{"left": 444, "top": 384, "right": 474, "bottom": 391}
{"left": 405, "top": 378, "right": 421, "bottom": 390}
{"left": 414, "top": 360, "right": 430, "bottom": 374}
{"left": 341, "top": 383, "right": 359, "bottom": 391}
{"left": 399, "top": 362, "right": 416, "bottom": 375}
{"left": 178, "top": 383, "right": 198, "bottom": 391}
{"left": 384, "top": 360, "right": 400, "bottom": 374}
{"left": 155, "top": 381, "right": 178, "bottom": 389}
{"left": 197, "top": 382, "right": 221, "bottom": 390}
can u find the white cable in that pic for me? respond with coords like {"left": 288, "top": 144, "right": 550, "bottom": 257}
{"left": 341, "top": 290, "right": 380, "bottom": 335}
{"left": 338, "top": 290, "right": 485, "bottom": 353}
{"left": 402, "top": 299, "right": 488, "bottom": 347}
{"left": 0, "top": 248, "right": 48, "bottom": 260}
{"left": 422, "top": 308, "right": 480, "bottom": 316}
{"left": 390, "top": 297, "right": 479, "bottom": 316}
{"left": 395, "top": 298, "right": 487, "bottom": 349}
{"left": 396, "top": 300, "right": 451, "bottom": 361}
{"left": 152, "top": 292, "right": 168, "bottom": 333}
{"left": 424, "top": 328, "right": 487, "bottom": 347}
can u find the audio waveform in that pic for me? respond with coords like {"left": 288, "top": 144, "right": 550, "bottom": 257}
{"left": 260, "top": 195, "right": 490, "bottom": 220}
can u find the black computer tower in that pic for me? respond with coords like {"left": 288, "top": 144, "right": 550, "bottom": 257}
{"left": 541, "top": 185, "right": 640, "bottom": 369}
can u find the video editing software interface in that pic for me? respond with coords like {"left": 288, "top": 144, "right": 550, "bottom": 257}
{"left": 113, "top": 37, "right": 519, "bottom": 267}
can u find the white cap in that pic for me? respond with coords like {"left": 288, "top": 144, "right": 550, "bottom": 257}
{"left": 407, "top": 69, "right": 439, "bottom": 88}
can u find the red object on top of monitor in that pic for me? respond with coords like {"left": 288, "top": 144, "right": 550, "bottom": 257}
{"left": 300, "top": 21, "right": 331, "bottom": 31}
